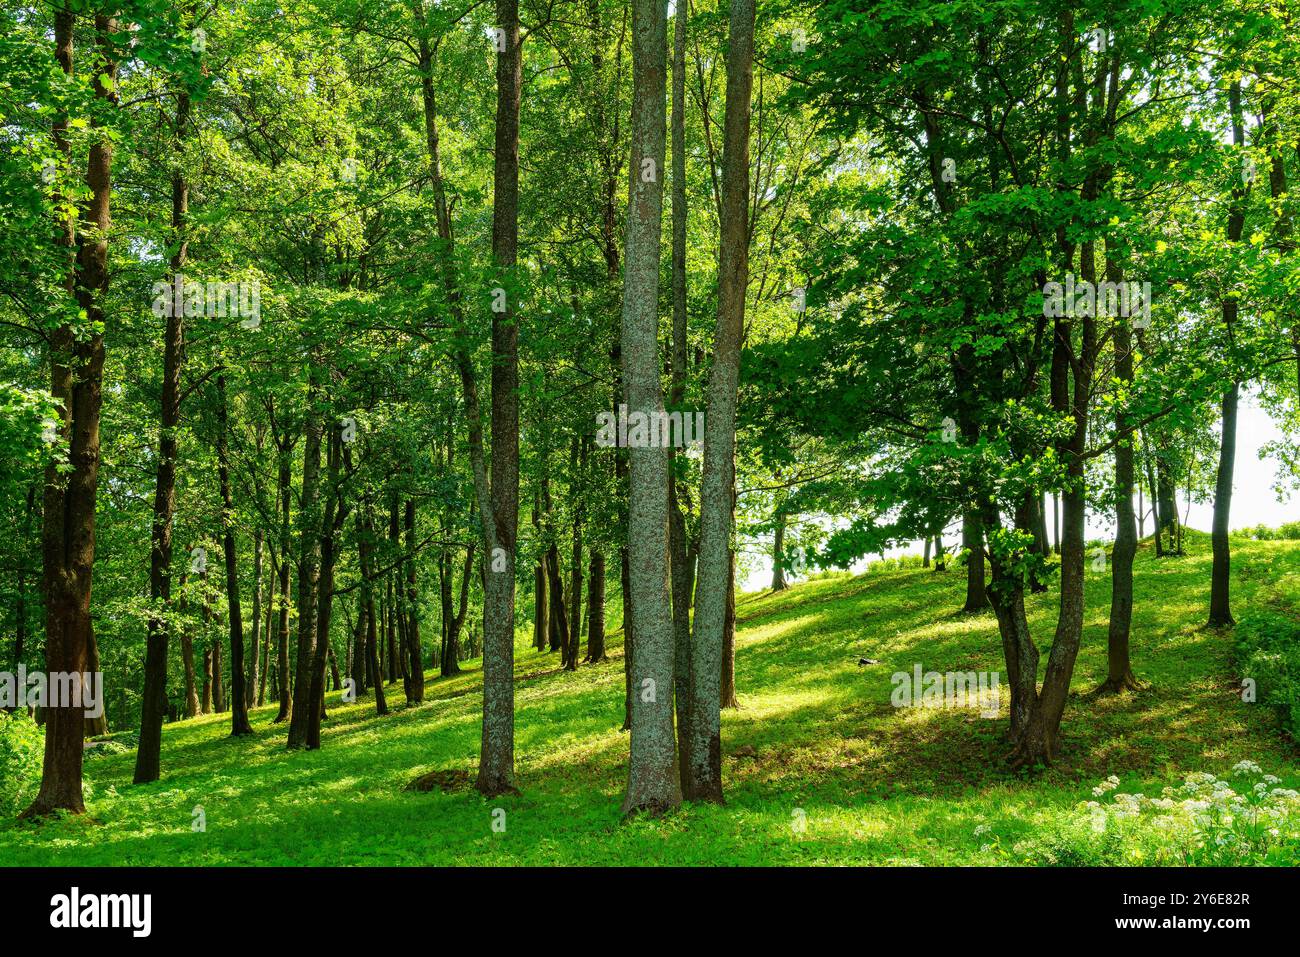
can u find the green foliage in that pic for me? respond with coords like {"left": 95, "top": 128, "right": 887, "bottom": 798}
{"left": 0, "top": 710, "right": 43, "bottom": 817}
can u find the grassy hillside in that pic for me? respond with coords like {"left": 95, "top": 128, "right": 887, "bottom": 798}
{"left": 3, "top": 532, "right": 1299, "bottom": 865}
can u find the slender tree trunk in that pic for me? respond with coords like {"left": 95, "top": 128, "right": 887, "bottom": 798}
{"left": 1209, "top": 81, "right": 1247, "bottom": 628}
{"left": 247, "top": 529, "right": 262, "bottom": 709}
{"left": 404, "top": 499, "right": 425, "bottom": 701}
{"left": 134, "top": 81, "right": 190, "bottom": 780}
{"left": 201, "top": 645, "right": 212, "bottom": 714}
{"left": 273, "top": 454, "right": 293, "bottom": 722}
{"left": 721, "top": 548, "right": 739, "bottom": 709}
{"left": 771, "top": 511, "right": 788, "bottom": 589}
{"left": 586, "top": 550, "right": 607, "bottom": 662}
{"left": 216, "top": 374, "right": 254, "bottom": 735}
{"left": 1100, "top": 251, "right": 1140, "bottom": 694}
{"left": 359, "top": 507, "right": 389, "bottom": 717}
{"left": 668, "top": 0, "right": 694, "bottom": 792}
{"left": 258, "top": 558, "right": 272, "bottom": 706}
{"left": 180, "top": 583, "right": 199, "bottom": 718}
{"left": 686, "top": 0, "right": 754, "bottom": 804}
{"left": 566, "top": 439, "right": 585, "bottom": 671}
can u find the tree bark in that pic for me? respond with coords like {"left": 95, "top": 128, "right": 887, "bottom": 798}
{"left": 1099, "top": 250, "right": 1140, "bottom": 694}
{"left": 216, "top": 374, "right": 254, "bottom": 735}
{"left": 620, "top": 0, "right": 681, "bottom": 817}
{"left": 25, "top": 8, "right": 117, "bottom": 819}
{"left": 586, "top": 550, "right": 607, "bottom": 662}
{"left": 135, "top": 82, "right": 191, "bottom": 782}
{"left": 403, "top": 499, "right": 425, "bottom": 700}
{"left": 286, "top": 381, "right": 324, "bottom": 748}
{"left": 686, "top": 0, "right": 754, "bottom": 804}
{"left": 1209, "top": 80, "right": 1247, "bottom": 628}
{"left": 273, "top": 451, "right": 293, "bottom": 722}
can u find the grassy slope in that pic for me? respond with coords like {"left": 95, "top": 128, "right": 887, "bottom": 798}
{"left": 2, "top": 532, "right": 1298, "bottom": 865}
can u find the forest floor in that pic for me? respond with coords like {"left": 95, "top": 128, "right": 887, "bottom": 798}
{"left": 3, "top": 531, "right": 1299, "bottom": 865}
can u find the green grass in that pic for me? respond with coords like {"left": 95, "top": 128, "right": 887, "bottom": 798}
{"left": 3, "top": 531, "right": 1299, "bottom": 865}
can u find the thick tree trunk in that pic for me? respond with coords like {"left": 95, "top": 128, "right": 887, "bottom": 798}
{"left": 286, "top": 391, "right": 324, "bottom": 749}
{"left": 25, "top": 8, "right": 117, "bottom": 819}
{"left": 620, "top": 0, "right": 681, "bottom": 817}
{"left": 686, "top": 0, "right": 754, "bottom": 804}
{"left": 305, "top": 427, "right": 347, "bottom": 746}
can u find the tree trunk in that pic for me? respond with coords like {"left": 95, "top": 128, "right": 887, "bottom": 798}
{"left": 565, "top": 439, "right": 585, "bottom": 671}
{"left": 668, "top": 0, "right": 694, "bottom": 792}
{"left": 620, "top": 0, "right": 681, "bottom": 817}
{"left": 305, "top": 426, "right": 347, "bottom": 747}
{"left": 212, "top": 634, "right": 224, "bottom": 713}
{"left": 586, "top": 550, "right": 607, "bottom": 662}
{"left": 273, "top": 453, "right": 293, "bottom": 722}
{"left": 247, "top": 529, "right": 262, "bottom": 709}
{"left": 771, "top": 511, "right": 788, "bottom": 588}
{"left": 359, "top": 507, "right": 389, "bottom": 717}
{"left": 1209, "top": 80, "right": 1246, "bottom": 628}
{"left": 686, "top": 0, "right": 754, "bottom": 804}
{"left": 25, "top": 8, "right": 117, "bottom": 819}
{"left": 404, "top": 499, "right": 425, "bottom": 700}
{"left": 961, "top": 509, "right": 989, "bottom": 611}
{"left": 216, "top": 374, "right": 254, "bottom": 735}
{"left": 135, "top": 84, "right": 190, "bottom": 782}
{"left": 286, "top": 386, "right": 324, "bottom": 749}
{"left": 1099, "top": 251, "right": 1140, "bottom": 694}
{"left": 721, "top": 548, "right": 739, "bottom": 709}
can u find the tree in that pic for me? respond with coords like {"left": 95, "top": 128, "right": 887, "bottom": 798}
{"left": 686, "top": 0, "right": 754, "bottom": 804}
{"left": 620, "top": 0, "right": 680, "bottom": 817}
